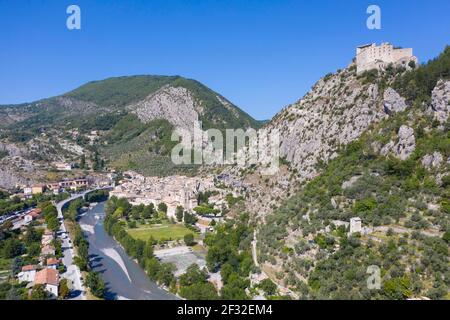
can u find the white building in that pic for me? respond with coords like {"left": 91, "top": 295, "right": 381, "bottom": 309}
{"left": 350, "top": 217, "right": 362, "bottom": 234}
{"left": 53, "top": 162, "right": 72, "bottom": 171}
{"left": 23, "top": 208, "right": 42, "bottom": 224}
{"left": 356, "top": 43, "right": 418, "bottom": 74}
{"left": 23, "top": 187, "right": 33, "bottom": 196}
{"left": 18, "top": 265, "right": 38, "bottom": 283}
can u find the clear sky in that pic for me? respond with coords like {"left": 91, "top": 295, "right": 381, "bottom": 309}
{"left": 0, "top": 0, "right": 449, "bottom": 120}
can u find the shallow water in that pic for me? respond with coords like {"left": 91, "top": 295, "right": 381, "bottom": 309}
{"left": 79, "top": 202, "right": 177, "bottom": 300}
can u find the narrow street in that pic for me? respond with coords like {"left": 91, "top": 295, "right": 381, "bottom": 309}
{"left": 56, "top": 192, "right": 91, "bottom": 300}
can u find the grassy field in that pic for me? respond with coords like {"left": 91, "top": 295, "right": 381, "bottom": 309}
{"left": 0, "top": 258, "right": 11, "bottom": 283}
{"left": 0, "top": 258, "right": 11, "bottom": 271}
{"left": 127, "top": 223, "right": 195, "bottom": 241}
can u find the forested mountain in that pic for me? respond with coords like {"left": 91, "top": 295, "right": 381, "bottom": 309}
{"left": 0, "top": 76, "right": 261, "bottom": 187}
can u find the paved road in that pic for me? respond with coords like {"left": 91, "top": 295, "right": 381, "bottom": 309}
{"left": 57, "top": 192, "right": 89, "bottom": 300}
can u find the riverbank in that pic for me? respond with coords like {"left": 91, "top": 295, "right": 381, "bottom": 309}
{"left": 79, "top": 202, "right": 177, "bottom": 300}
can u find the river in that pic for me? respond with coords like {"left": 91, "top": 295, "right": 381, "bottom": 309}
{"left": 78, "top": 201, "right": 177, "bottom": 300}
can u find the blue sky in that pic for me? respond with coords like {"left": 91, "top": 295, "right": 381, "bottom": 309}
{"left": 0, "top": 0, "right": 449, "bottom": 120}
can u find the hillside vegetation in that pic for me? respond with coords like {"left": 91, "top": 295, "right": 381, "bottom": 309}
{"left": 256, "top": 46, "right": 450, "bottom": 300}
{"left": 0, "top": 75, "right": 260, "bottom": 186}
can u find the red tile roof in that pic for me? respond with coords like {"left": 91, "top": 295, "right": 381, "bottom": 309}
{"left": 35, "top": 268, "right": 59, "bottom": 286}
{"left": 47, "top": 258, "right": 59, "bottom": 266}
{"left": 21, "top": 265, "right": 37, "bottom": 272}
{"left": 29, "top": 208, "right": 42, "bottom": 217}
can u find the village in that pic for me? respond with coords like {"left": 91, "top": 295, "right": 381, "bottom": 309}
{"left": 0, "top": 168, "right": 246, "bottom": 299}
{"left": 107, "top": 171, "right": 239, "bottom": 287}
{"left": 109, "top": 171, "right": 233, "bottom": 232}
{"left": 0, "top": 173, "right": 115, "bottom": 299}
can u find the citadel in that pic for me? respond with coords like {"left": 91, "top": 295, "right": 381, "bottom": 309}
{"left": 356, "top": 42, "right": 418, "bottom": 74}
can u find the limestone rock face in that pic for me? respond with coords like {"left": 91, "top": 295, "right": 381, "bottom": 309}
{"left": 231, "top": 65, "right": 412, "bottom": 219}
{"left": 0, "top": 142, "right": 24, "bottom": 158}
{"left": 381, "top": 125, "right": 416, "bottom": 160}
{"left": 130, "top": 85, "right": 201, "bottom": 131}
{"left": 262, "top": 66, "right": 390, "bottom": 181}
{"left": 0, "top": 168, "right": 32, "bottom": 190}
{"left": 342, "top": 175, "right": 362, "bottom": 190}
{"left": 430, "top": 79, "right": 450, "bottom": 123}
{"left": 396, "top": 125, "right": 416, "bottom": 160}
{"left": 421, "top": 152, "right": 443, "bottom": 170}
{"left": 383, "top": 87, "right": 407, "bottom": 114}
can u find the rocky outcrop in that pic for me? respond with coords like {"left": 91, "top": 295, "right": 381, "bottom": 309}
{"left": 381, "top": 125, "right": 416, "bottom": 160}
{"left": 0, "top": 167, "right": 33, "bottom": 189}
{"left": 0, "top": 142, "right": 25, "bottom": 158}
{"left": 130, "top": 85, "right": 201, "bottom": 131}
{"left": 383, "top": 87, "right": 407, "bottom": 114}
{"left": 396, "top": 125, "right": 416, "bottom": 160}
{"left": 342, "top": 175, "right": 362, "bottom": 190}
{"left": 421, "top": 152, "right": 443, "bottom": 170}
{"left": 430, "top": 79, "right": 450, "bottom": 123}
{"left": 262, "top": 67, "right": 391, "bottom": 181}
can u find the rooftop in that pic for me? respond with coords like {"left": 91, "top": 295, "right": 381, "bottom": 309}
{"left": 47, "top": 258, "right": 59, "bottom": 266}
{"left": 35, "top": 268, "right": 59, "bottom": 286}
{"left": 21, "top": 265, "right": 38, "bottom": 272}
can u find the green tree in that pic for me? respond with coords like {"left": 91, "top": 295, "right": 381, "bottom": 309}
{"left": 156, "top": 263, "right": 175, "bottom": 286}
{"left": 24, "top": 226, "right": 42, "bottom": 245}
{"left": 86, "top": 272, "right": 105, "bottom": 298}
{"left": 146, "top": 258, "right": 161, "bottom": 280}
{"left": 143, "top": 240, "right": 154, "bottom": 260}
{"left": 179, "top": 264, "right": 208, "bottom": 287}
{"left": 184, "top": 233, "right": 195, "bottom": 246}
{"left": 176, "top": 206, "right": 184, "bottom": 222}
{"left": 179, "top": 264, "right": 218, "bottom": 300}
{"left": 158, "top": 202, "right": 168, "bottom": 213}
{"left": 220, "top": 273, "right": 249, "bottom": 300}
{"left": 443, "top": 230, "right": 450, "bottom": 244}
{"left": 383, "top": 277, "right": 412, "bottom": 300}
{"left": 46, "top": 216, "right": 60, "bottom": 232}
{"left": 220, "top": 263, "right": 234, "bottom": 284}
{"left": 259, "top": 278, "right": 277, "bottom": 296}
{"left": 27, "top": 243, "right": 41, "bottom": 257}
{"left": 30, "top": 285, "right": 48, "bottom": 300}
{"left": 179, "top": 282, "right": 218, "bottom": 300}
{"left": 59, "top": 279, "right": 70, "bottom": 299}
{"left": 80, "top": 154, "right": 86, "bottom": 169}
{"left": 184, "top": 212, "right": 198, "bottom": 225}
{"left": 142, "top": 204, "right": 154, "bottom": 219}
{"left": 2, "top": 239, "right": 24, "bottom": 258}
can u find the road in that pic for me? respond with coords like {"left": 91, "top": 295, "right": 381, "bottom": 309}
{"left": 252, "top": 230, "right": 299, "bottom": 299}
{"left": 57, "top": 192, "right": 90, "bottom": 300}
{"left": 251, "top": 230, "right": 259, "bottom": 267}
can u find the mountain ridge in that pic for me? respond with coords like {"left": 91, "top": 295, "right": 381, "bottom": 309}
{"left": 0, "top": 75, "right": 261, "bottom": 188}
